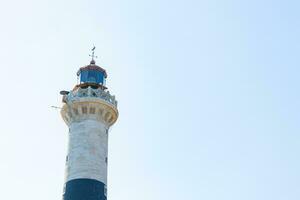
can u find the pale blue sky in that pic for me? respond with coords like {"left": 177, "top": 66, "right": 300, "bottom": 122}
{"left": 0, "top": 0, "right": 299, "bottom": 200}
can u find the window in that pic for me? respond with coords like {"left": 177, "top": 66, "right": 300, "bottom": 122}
{"left": 82, "top": 107, "right": 87, "bottom": 114}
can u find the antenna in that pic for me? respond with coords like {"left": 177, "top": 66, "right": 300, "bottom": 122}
{"left": 51, "top": 106, "right": 62, "bottom": 110}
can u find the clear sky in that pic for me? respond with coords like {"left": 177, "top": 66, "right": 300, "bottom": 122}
{"left": 0, "top": 0, "right": 299, "bottom": 200}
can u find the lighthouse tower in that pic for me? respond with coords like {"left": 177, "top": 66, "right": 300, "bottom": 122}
{"left": 60, "top": 50, "right": 118, "bottom": 200}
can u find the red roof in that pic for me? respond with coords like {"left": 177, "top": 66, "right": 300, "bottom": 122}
{"left": 77, "top": 63, "right": 107, "bottom": 78}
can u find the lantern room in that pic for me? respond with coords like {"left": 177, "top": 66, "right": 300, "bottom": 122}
{"left": 77, "top": 60, "right": 107, "bottom": 86}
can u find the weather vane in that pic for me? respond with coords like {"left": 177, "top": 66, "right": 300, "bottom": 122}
{"left": 89, "top": 46, "right": 98, "bottom": 61}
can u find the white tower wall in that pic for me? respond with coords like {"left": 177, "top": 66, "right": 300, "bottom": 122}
{"left": 66, "top": 119, "right": 108, "bottom": 184}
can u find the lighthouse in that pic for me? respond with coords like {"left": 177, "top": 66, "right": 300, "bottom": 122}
{"left": 60, "top": 49, "right": 118, "bottom": 200}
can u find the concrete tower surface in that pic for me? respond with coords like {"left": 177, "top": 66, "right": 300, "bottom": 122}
{"left": 60, "top": 53, "right": 118, "bottom": 200}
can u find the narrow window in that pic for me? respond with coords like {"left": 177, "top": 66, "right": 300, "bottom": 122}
{"left": 82, "top": 107, "right": 87, "bottom": 114}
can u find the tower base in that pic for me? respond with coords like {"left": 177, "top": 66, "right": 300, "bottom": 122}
{"left": 64, "top": 179, "right": 106, "bottom": 200}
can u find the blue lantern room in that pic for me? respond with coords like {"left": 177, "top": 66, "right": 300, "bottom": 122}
{"left": 77, "top": 60, "right": 107, "bottom": 86}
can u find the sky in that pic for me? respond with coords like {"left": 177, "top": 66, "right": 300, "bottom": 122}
{"left": 0, "top": 0, "right": 299, "bottom": 200}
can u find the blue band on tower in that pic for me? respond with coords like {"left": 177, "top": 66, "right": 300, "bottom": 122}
{"left": 63, "top": 179, "right": 106, "bottom": 200}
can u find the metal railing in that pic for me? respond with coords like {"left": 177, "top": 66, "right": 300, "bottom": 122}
{"left": 64, "top": 87, "right": 118, "bottom": 107}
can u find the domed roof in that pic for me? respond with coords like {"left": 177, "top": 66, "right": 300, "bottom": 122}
{"left": 77, "top": 60, "right": 107, "bottom": 78}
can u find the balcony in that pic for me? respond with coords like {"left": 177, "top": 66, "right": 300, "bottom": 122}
{"left": 63, "top": 86, "right": 118, "bottom": 107}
